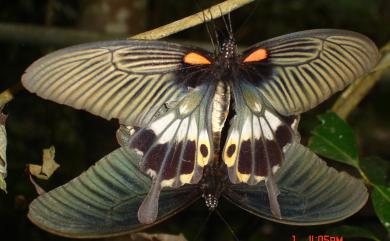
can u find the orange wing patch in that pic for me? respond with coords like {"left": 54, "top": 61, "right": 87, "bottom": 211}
{"left": 243, "top": 48, "right": 268, "bottom": 63}
{"left": 183, "top": 52, "right": 211, "bottom": 65}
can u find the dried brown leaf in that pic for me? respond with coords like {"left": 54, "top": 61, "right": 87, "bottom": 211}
{"left": 28, "top": 146, "right": 60, "bottom": 180}
{"left": 0, "top": 112, "right": 7, "bottom": 193}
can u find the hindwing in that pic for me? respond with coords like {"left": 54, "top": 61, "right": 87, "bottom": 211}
{"left": 223, "top": 77, "right": 299, "bottom": 217}
{"left": 117, "top": 81, "right": 229, "bottom": 224}
{"left": 223, "top": 143, "right": 368, "bottom": 225}
{"left": 28, "top": 147, "right": 199, "bottom": 238}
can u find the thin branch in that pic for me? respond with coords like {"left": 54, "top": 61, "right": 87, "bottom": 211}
{"left": 130, "top": 0, "right": 255, "bottom": 40}
{"left": 0, "top": 23, "right": 121, "bottom": 46}
{"left": 331, "top": 41, "right": 390, "bottom": 119}
{"left": 0, "top": 22, "right": 214, "bottom": 49}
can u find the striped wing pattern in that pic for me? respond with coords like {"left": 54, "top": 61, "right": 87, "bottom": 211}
{"left": 223, "top": 79, "right": 300, "bottom": 217}
{"left": 116, "top": 83, "right": 219, "bottom": 224}
{"left": 224, "top": 143, "right": 368, "bottom": 225}
{"left": 28, "top": 147, "right": 199, "bottom": 238}
{"left": 241, "top": 29, "right": 379, "bottom": 115}
{"left": 22, "top": 40, "right": 194, "bottom": 126}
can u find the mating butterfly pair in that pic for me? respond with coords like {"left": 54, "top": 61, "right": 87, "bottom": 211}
{"left": 23, "top": 29, "right": 378, "bottom": 237}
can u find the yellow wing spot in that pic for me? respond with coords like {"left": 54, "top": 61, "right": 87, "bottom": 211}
{"left": 183, "top": 52, "right": 211, "bottom": 65}
{"left": 161, "top": 178, "right": 175, "bottom": 188}
{"left": 197, "top": 131, "right": 210, "bottom": 167}
{"left": 223, "top": 130, "right": 239, "bottom": 167}
{"left": 243, "top": 48, "right": 268, "bottom": 63}
{"left": 179, "top": 172, "right": 194, "bottom": 184}
{"left": 236, "top": 172, "right": 250, "bottom": 183}
{"left": 254, "top": 175, "right": 265, "bottom": 183}
{"left": 223, "top": 142, "right": 237, "bottom": 167}
{"left": 197, "top": 143, "right": 210, "bottom": 167}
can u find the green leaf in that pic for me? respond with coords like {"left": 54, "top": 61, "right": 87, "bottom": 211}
{"left": 371, "top": 185, "right": 390, "bottom": 232}
{"left": 308, "top": 112, "right": 359, "bottom": 168}
{"left": 360, "top": 156, "right": 389, "bottom": 186}
{"left": 327, "top": 225, "right": 380, "bottom": 241}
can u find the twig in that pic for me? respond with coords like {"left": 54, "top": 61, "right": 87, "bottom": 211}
{"left": 0, "top": 23, "right": 120, "bottom": 46}
{"left": 331, "top": 41, "right": 390, "bottom": 119}
{"left": 130, "top": 0, "right": 255, "bottom": 40}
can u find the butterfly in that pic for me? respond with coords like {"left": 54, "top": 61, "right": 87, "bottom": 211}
{"left": 23, "top": 28, "right": 378, "bottom": 237}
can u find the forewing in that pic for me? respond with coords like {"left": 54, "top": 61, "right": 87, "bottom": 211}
{"left": 223, "top": 143, "right": 368, "bottom": 225}
{"left": 22, "top": 40, "right": 207, "bottom": 126}
{"left": 28, "top": 147, "right": 199, "bottom": 238}
{"left": 241, "top": 29, "right": 379, "bottom": 115}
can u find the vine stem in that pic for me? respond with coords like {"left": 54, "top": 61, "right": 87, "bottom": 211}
{"left": 0, "top": 0, "right": 254, "bottom": 106}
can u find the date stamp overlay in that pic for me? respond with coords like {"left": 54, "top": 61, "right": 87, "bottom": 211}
{"left": 292, "top": 235, "right": 344, "bottom": 241}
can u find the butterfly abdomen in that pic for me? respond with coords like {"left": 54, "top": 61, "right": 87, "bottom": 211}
{"left": 210, "top": 81, "right": 231, "bottom": 164}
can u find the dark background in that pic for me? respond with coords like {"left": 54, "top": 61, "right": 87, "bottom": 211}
{"left": 0, "top": 0, "right": 389, "bottom": 241}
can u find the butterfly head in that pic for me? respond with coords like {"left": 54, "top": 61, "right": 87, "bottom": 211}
{"left": 217, "top": 36, "right": 237, "bottom": 69}
{"left": 220, "top": 37, "right": 236, "bottom": 59}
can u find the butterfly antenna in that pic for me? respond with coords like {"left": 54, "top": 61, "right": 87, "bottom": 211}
{"left": 220, "top": 7, "right": 230, "bottom": 37}
{"left": 202, "top": 7, "right": 216, "bottom": 52}
{"left": 220, "top": 6, "right": 234, "bottom": 39}
{"left": 193, "top": 210, "right": 213, "bottom": 241}
{"left": 216, "top": 208, "right": 241, "bottom": 241}
{"left": 207, "top": 7, "right": 220, "bottom": 55}
{"left": 235, "top": 0, "right": 260, "bottom": 40}
{"left": 191, "top": 0, "right": 216, "bottom": 52}
{"left": 228, "top": 11, "right": 233, "bottom": 35}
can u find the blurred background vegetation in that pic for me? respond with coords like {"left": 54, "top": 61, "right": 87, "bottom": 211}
{"left": 0, "top": 0, "right": 389, "bottom": 241}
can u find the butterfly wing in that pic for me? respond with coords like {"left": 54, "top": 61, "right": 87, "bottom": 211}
{"left": 240, "top": 29, "right": 379, "bottom": 115}
{"left": 223, "top": 143, "right": 368, "bottom": 225}
{"left": 223, "top": 78, "right": 299, "bottom": 217}
{"left": 22, "top": 40, "right": 208, "bottom": 126}
{"left": 223, "top": 29, "right": 377, "bottom": 217}
{"left": 22, "top": 39, "right": 230, "bottom": 225}
{"left": 117, "top": 80, "right": 229, "bottom": 224}
{"left": 28, "top": 146, "right": 200, "bottom": 238}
